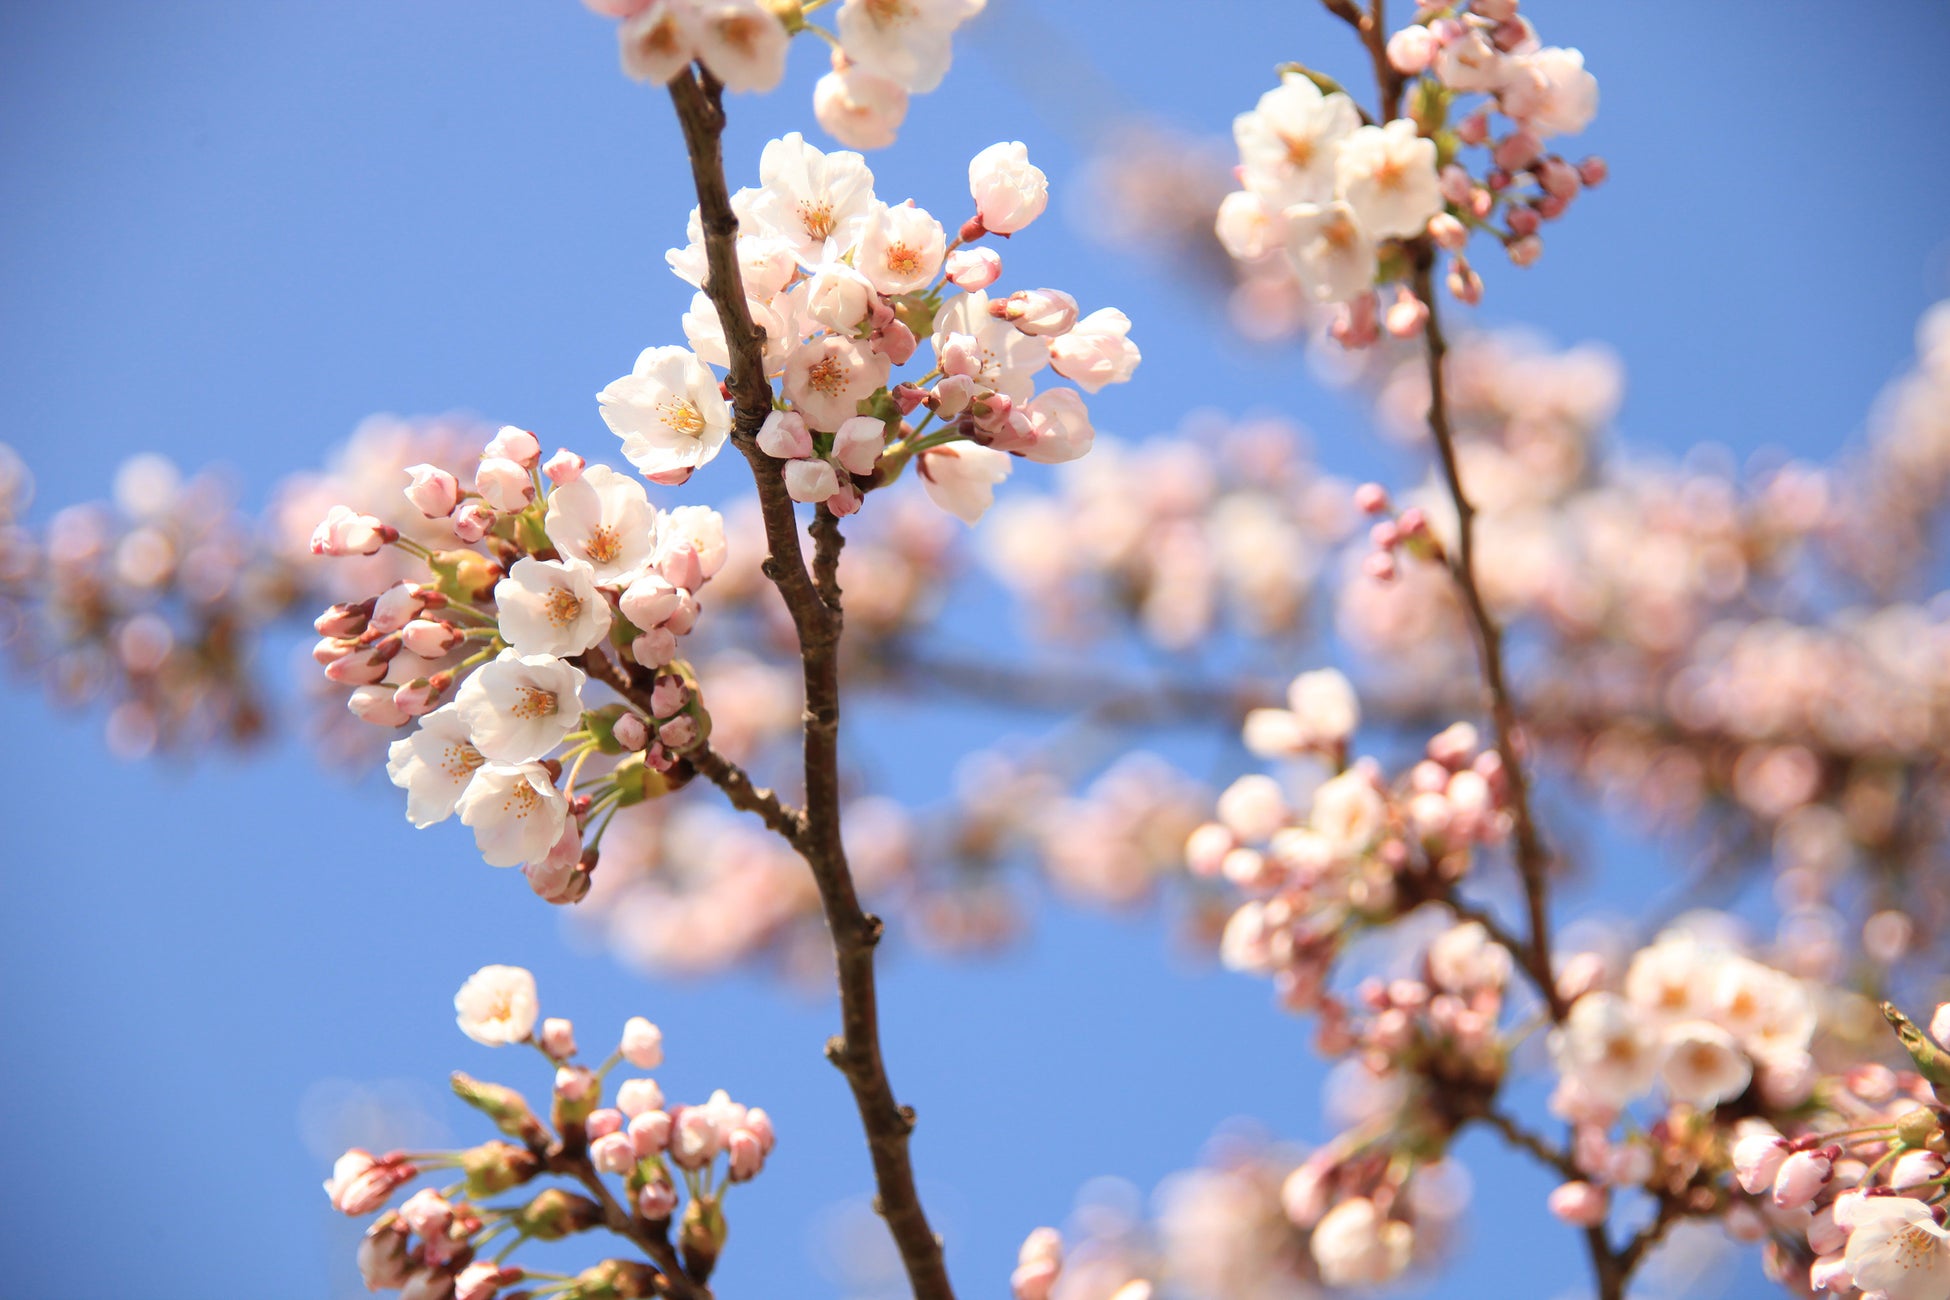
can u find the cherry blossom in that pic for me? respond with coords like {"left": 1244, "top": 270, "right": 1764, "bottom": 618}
{"left": 455, "top": 762, "right": 570, "bottom": 867}
{"left": 493, "top": 557, "right": 612, "bottom": 658}
{"left": 456, "top": 651, "right": 586, "bottom": 763}
{"left": 542, "top": 463, "right": 658, "bottom": 584}
{"left": 598, "top": 345, "right": 732, "bottom": 485}
{"left": 386, "top": 704, "right": 486, "bottom": 827}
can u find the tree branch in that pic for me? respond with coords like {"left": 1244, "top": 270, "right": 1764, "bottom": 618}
{"left": 665, "top": 66, "right": 957, "bottom": 1300}
{"left": 552, "top": 1149, "right": 709, "bottom": 1300}
{"left": 1412, "top": 251, "right": 1565, "bottom": 1023}
{"left": 1320, "top": 0, "right": 1403, "bottom": 122}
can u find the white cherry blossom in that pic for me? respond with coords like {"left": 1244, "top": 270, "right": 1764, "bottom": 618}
{"left": 1840, "top": 1196, "right": 1950, "bottom": 1300}
{"left": 453, "top": 964, "right": 539, "bottom": 1045}
{"left": 747, "top": 133, "right": 876, "bottom": 268}
{"left": 1335, "top": 119, "right": 1443, "bottom": 240}
{"left": 1658, "top": 1019, "right": 1752, "bottom": 1108}
{"left": 691, "top": 0, "right": 789, "bottom": 95}
{"left": 1551, "top": 991, "right": 1661, "bottom": 1108}
{"left": 456, "top": 763, "right": 571, "bottom": 868}
{"left": 1284, "top": 201, "right": 1378, "bottom": 304}
{"left": 813, "top": 60, "right": 909, "bottom": 150}
{"left": 782, "top": 334, "right": 891, "bottom": 431}
{"left": 456, "top": 650, "right": 587, "bottom": 763}
{"left": 967, "top": 140, "right": 1047, "bottom": 235}
{"left": 543, "top": 464, "right": 658, "bottom": 585}
{"left": 599, "top": 345, "right": 732, "bottom": 485}
{"left": 856, "top": 199, "right": 946, "bottom": 296}
{"left": 835, "top": 0, "right": 985, "bottom": 94}
{"left": 919, "top": 443, "right": 1011, "bottom": 524}
{"left": 385, "top": 704, "right": 486, "bottom": 828}
{"left": 1232, "top": 73, "right": 1361, "bottom": 208}
{"left": 494, "top": 558, "right": 612, "bottom": 658}
{"left": 933, "top": 290, "right": 1048, "bottom": 401}
{"left": 1311, "top": 1197, "right": 1412, "bottom": 1287}
{"left": 1048, "top": 308, "right": 1138, "bottom": 392}
{"left": 618, "top": 2, "right": 696, "bottom": 85}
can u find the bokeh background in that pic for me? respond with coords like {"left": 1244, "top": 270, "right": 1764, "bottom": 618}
{"left": 3, "top": 1, "right": 1947, "bottom": 1296}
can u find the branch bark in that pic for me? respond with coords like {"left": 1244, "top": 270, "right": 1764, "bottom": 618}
{"left": 1411, "top": 251, "right": 1565, "bottom": 1024}
{"left": 664, "top": 66, "right": 957, "bottom": 1300}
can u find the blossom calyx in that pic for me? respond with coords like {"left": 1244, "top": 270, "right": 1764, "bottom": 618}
{"left": 1883, "top": 1001, "right": 1950, "bottom": 1088}
{"left": 679, "top": 1195, "right": 729, "bottom": 1279}
{"left": 460, "top": 1140, "right": 543, "bottom": 1198}
{"left": 513, "top": 1187, "right": 605, "bottom": 1242}
{"left": 428, "top": 549, "right": 501, "bottom": 606}
{"left": 451, "top": 1071, "right": 550, "bottom": 1148}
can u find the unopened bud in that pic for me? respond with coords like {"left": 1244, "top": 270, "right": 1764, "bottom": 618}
{"left": 452, "top": 1073, "right": 551, "bottom": 1147}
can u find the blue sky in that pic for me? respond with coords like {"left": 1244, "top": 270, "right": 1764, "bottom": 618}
{"left": 2, "top": 2, "right": 1946, "bottom": 1297}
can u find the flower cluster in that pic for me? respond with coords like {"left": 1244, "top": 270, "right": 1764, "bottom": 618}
{"left": 309, "top": 420, "right": 728, "bottom": 899}
{"left": 636, "top": 131, "right": 1135, "bottom": 523}
{"left": 1215, "top": 0, "right": 1601, "bottom": 342}
{"left": 328, "top": 964, "right": 773, "bottom": 1298}
{"left": 583, "top": 0, "right": 985, "bottom": 152}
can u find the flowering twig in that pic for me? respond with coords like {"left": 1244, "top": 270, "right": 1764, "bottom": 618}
{"left": 554, "top": 1149, "right": 706, "bottom": 1300}
{"left": 1410, "top": 252, "right": 1565, "bottom": 1024}
{"left": 1319, "top": 0, "right": 1403, "bottom": 122}
{"left": 665, "top": 65, "right": 956, "bottom": 1300}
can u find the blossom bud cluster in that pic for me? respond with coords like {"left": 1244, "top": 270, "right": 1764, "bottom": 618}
{"left": 329, "top": 965, "right": 772, "bottom": 1297}
{"left": 641, "top": 132, "right": 1136, "bottom": 525}
{"left": 306, "top": 419, "right": 729, "bottom": 894}
{"left": 1215, "top": 0, "right": 1601, "bottom": 342}
{"left": 582, "top": 0, "right": 985, "bottom": 152}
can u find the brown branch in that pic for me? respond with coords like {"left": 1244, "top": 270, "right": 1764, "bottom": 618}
{"left": 665, "top": 66, "right": 957, "bottom": 1300}
{"left": 1473, "top": 1105, "right": 1577, "bottom": 1181}
{"left": 1320, "top": 0, "right": 1403, "bottom": 122}
{"left": 1412, "top": 251, "right": 1566, "bottom": 1023}
{"left": 573, "top": 647, "right": 806, "bottom": 841}
{"left": 552, "top": 1150, "right": 708, "bottom": 1300}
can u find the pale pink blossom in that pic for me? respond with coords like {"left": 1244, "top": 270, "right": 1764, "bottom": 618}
{"left": 758, "top": 411, "right": 815, "bottom": 461}
{"left": 1047, "top": 308, "right": 1138, "bottom": 392}
{"left": 1386, "top": 25, "right": 1437, "bottom": 75}
{"left": 968, "top": 141, "right": 1048, "bottom": 235}
{"left": 599, "top": 346, "right": 733, "bottom": 485}
{"left": 832, "top": 416, "right": 886, "bottom": 476}
{"left": 1732, "top": 1131, "right": 1788, "bottom": 1195}
{"left": 621, "top": 1016, "right": 665, "bottom": 1069}
{"left": 386, "top": 704, "right": 486, "bottom": 827}
{"left": 814, "top": 58, "right": 909, "bottom": 151}
{"left": 804, "top": 261, "right": 876, "bottom": 332}
{"left": 1659, "top": 1019, "right": 1752, "bottom": 1108}
{"left": 493, "top": 558, "right": 612, "bottom": 658}
{"left": 324, "top": 1149, "right": 414, "bottom": 1216}
{"left": 1214, "top": 190, "right": 1287, "bottom": 263}
{"left": 837, "top": 0, "right": 985, "bottom": 94}
{"left": 783, "top": 335, "right": 891, "bottom": 431}
{"left": 474, "top": 456, "right": 534, "bottom": 514}
{"left": 668, "top": 1105, "right": 722, "bottom": 1169}
{"left": 934, "top": 290, "right": 1050, "bottom": 400}
{"left": 483, "top": 425, "right": 540, "bottom": 469}
{"left": 617, "top": 1077, "right": 666, "bottom": 1119}
{"left": 692, "top": 0, "right": 788, "bottom": 94}
{"left": 1336, "top": 119, "right": 1443, "bottom": 239}
{"left": 784, "top": 458, "right": 841, "bottom": 503}
{"left": 1310, "top": 1197, "right": 1411, "bottom": 1287}
{"left": 543, "top": 449, "right": 584, "bottom": 485}
{"left": 453, "top": 964, "right": 539, "bottom": 1046}
{"left": 310, "top": 504, "right": 390, "bottom": 557}
{"left": 1547, "top": 1180, "right": 1607, "bottom": 1228}
{"left": 748, "top": 132, "right": 876, "bottom": 267}
{"left": 919, "top": 443, "right": 1011, "bottom": 524}
{"left": 591, "top": 1131, "right": 636, "bottom": 1174}
{"left": 996, "top": 289, "right": 1078, "bottom": 337}
{"left": 1551, "top": 991, "right": 1659, "bottom": 1107}
{"left": 456, "top": 650, "right": 586, "bottom": 763}
{"left": 1772, "top": 1149, "right": 1832, "bottom": 1209}
{"left": 1019, "top": 389, "right": 1094, "bottom": 465}
{"left": 1840, "top": 1195, "right": 1950, "bottom": 1299}
{"left": 1501, "top": 47, "right": 1599, "bottom": 137}
{"left": 858, "top": 199, "right": 946, "bottom": 295}
{"left": 944, "top": 247, "right": 1001, "bottom": 291}
{"left": 456, "top": 762, "right": 570, "bottom": 867}
{"left": 1232, "top": 73, "right": 1360, "bottom": 207}
{"left": 618, "top": 2, "right": 695, "bottom": 85}
{"left": 543, "top": 464, "right": 658, "bottom": 585}
{"left": 403, "top": 464, "right": 461, "bottom": 517}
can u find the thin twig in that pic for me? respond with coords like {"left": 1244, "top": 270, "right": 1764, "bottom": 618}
{"left": 1319, "top": 0, "right": 1403, "bottom": 122}
{"left": 665, "top": 66, "right": 956, "bottom": 1300}
{"left": 555, "top": 1151, "right": 707, "bottom": 1300}
{"left": 1412, "top": 251, "right": 1565, "bottom": 1023}
{"left": 1474, "top": 1106, "right": 1577, "bottom": 1181}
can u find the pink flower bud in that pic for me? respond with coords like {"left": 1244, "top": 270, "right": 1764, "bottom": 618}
{"left": 1772, "top": 1149, "right": 1832, "bottom": 1209}
{"left": 872, "top": 319, "right": 919, "bottom": 365}
{"left": 1548, "top": 1180, "right": 1608, "bottom": 1228}
{"left": 662, "top": 589, "right": 700, "bottom": 635}
{"left": 630, "top": 1108, "right": 673, "bottom": 1157}
{"left": 1427, "top": 212, "right": 1468, "bottom": 250}
{"left": 1508, "top": 235, "right": 1543, "bottom": 266}
{"left": 404, "top": 464, "right": 461, "bottom": 518}
{"left": 743, "top": 1107, "right": 776, "bottom": 1154}
{"left": 484, "top": 426, "right": 541, "bottom": 469}
{"left": 632, "top": 627, "right": 677, "bottom": 668}
{"left": 784, "top": 458, "right": 841, "bottom": 504}
{"left": 393, "top": 678, "right": 443, "bottom": 717}
{"left": 617, "top": 1077, "right": 665, "bottom": 1118}
{"left": 726, "top": 1127, "right": 765, "bottom": 1181}
{"left": 1384, "top": 287, "right": 1429, "bottom": 338}
{"left": 945, "top": 247, "right": 1002, "bottom": 291}
{"left": 314, "top": 598, "right": 375, "bottom": 638}
{"left": 401, "top": 618, "right": 465, "bottom": 658}
{"left": 1330, "top": 291, "right": 1380, "bottom": 350}
{"left": 324, "top": 1149, "right": 417, "bottom": 1216}
{"left": 1438, "top": 164, "right": 1475, "bottom": 206}
{"left": 620, "top": 1016, "right": 664, "bottom": 1069}
{"left": 1363, "top": 551, "right": 1398, "bottom": 582}
{"left": 1577, "top": 156, "right": 1609, "bottom": 187}
{"left": 1354, "top": 483, "right": 1391, "bottom": 515}
{"left": 325, "top": 644, "right": 393, "bottom": 686}
{"left": 668, "top": 1105, "right": 721, "bottom": 1170}
{"left": 1893, "top": 1149, "right": 1946, "bottom": 1189}
{"left": 1387, "top": 24, "right": 1437, "bottom": 74}
{"left": 1446, "top": 257, "right": 1484, "bottom": 305}
{"left": 554, "top": 1065, "right": 597, "bottom": 1103}
{"left": 540, "top": 1017, "right": 576, "bottom": 1061}
{"left": 1535, "top": 193, "right": 1570, "bottom": 220}
{"left": 648, "top": 677, "right": 689, "bottom": 719}
{"left": 1493, "top": 131, "right": 1543, "bottom": 172}
{"left": 1185, "top": 822, "right": 1234, "bottom": 877}
{"left": 619, "top": 573, "right": 680, "bottom": 630}
{"left": 757, "top": 411, "right": 814, "bottom": 461}
{"left": 369, "top": 581, "right": 427, "bottom": 635}
{"left": 451, "top": 500, "right": 494, "bottom": 543}
{"left": 586, "top": 1108, "right": 624, "bottom": 1141}
{"left": 996, "top": 289, "right": 1079, "bottom": 336}
{"left": 347, "top": 684, "right": 412, "bottom": 727}
{"left": 938, "top": 331, "right": 985, "bottom": 379}
{"left": 1506, "top": 205, "right": 1542, "bottom": 237}
{"left": 310, "top": 505, "right": 393, "bottom": 557}
{"left": 969, "top": 141, "right": 1048, "bottom": 235}
{"left": 590, "top": 1131, "right": 637, "bottom": 1174}
{"left": 358, "top": 1217, "right": 414, "bottom": 1289}
{"left": 455, "top": 1262, "right": 513, "bottom": 1300}
{"left": 613, "top": 713, "right": 649, "bottom": 751}
{"left": 1537, "top": 158, "right": 1581, "bottom": 200}
{"left": 657, "top": 541, "right": 706, "bottom": 593}
{"left": 659, "top": 715, "right": 699, "bottom": 750}
{"left": 399, "top": 1188, "right": 454, "bottom": 1240}
{"left": 1455, "top": 109, "right": 1490, "bottom": 146}
{"left": 543, "top": 450, "right": 585, "bottom": 485}
{"left": 474, "top": 457, "right": 534, "bottom": 513}
{"left": 1733, "top": 1132, "right": 1789, "bottom": 1195}
{"left": 637, "top": 1174, "right": 677, "bottom": 1220}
